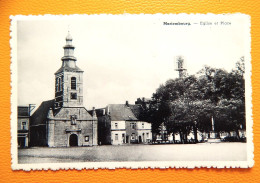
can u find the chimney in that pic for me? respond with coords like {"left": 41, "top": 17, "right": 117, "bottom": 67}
{"left": 107, "top": 106, "right": 110, "bottom": 114}
{"left": 47, "top": 108, "right": 54, "bottom": 119}
{"left": 126, "top": 101, "right": 129, "bottom": 107}
{"left": 92, "top": 107, "right": 97, "bottom": 119}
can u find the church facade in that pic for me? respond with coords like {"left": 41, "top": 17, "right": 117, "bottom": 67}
{"left": 30, "top": 33, "right": 98, "bottom": 147}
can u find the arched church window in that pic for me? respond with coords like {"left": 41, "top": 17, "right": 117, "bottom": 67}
{"left": 57, "top": 78, "right": 61, "bottom": 91}
{"left": 59, "top": 76, "right": 62, "bottom": 91}
{"left": 56, "top": 78, "right": 58, "bottom": 92}
{"left": 71, "top": 77, "right": 76, "bottom": 90}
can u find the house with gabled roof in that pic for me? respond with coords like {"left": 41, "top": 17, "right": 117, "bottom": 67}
{"left": 18, "top": 106, "right": 31, "bottom": 148}
{"left": 94, "top": 101, "right": 152, "bottom": 145}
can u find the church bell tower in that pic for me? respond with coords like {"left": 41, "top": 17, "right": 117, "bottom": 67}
{"left": 54, "top": 32, "right": 84, "bottom": 109}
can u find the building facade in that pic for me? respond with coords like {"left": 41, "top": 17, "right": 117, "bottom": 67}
{"left": 95, "top": 102, "right": 152, "bottom": 145}
{"left": 30, "top": 33, "right": 98, "bottom": 147}
{"left": 125, "top": 120, "right": 152, "bottom": 144}
{"left": 18, "top": 106, "right": 30, "bottom": 148}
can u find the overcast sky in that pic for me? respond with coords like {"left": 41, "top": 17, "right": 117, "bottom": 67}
{"left": 16, "top": 14, "right": 250, "bottom": 110}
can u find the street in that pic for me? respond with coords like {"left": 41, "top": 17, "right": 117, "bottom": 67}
{"left": 18, "top": 142, "right": 247, "bottom": 164}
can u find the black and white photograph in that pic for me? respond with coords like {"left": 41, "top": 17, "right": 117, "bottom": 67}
{"left": 11, "top": 14, "right": 253, "bottom": 170}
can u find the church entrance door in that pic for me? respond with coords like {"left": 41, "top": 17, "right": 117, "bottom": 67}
{"left": 69, "top": 134, "right": 78, "bottom": 146}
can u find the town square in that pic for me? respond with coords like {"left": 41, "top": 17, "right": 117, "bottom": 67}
{"left": 11, "top": 14, "right": 252, "bottom": 169}
{"left": 18, "top": 143, "right": 246, "bottom": 164}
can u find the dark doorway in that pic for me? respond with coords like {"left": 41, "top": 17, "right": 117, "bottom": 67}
{"left": 126, "top": 135, "right": 129, "bottom": 143}
{"left": 18, "top": 137, "right": 25, "bottom": 148}
{"left": 122, "top": 134, "right": 125, "bottom": 143}
{"left": 139, "top": 136, "right": 142, "bottom": 143}
{"left": 69, "top": 134, "right": 78, "bottom": 146}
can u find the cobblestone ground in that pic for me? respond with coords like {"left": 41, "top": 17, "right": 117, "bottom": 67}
{"left": 18, "top": 142, "right": 247, "bottom": 164}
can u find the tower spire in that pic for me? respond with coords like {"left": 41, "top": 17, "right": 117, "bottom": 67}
{"left": 61, "top": 31, "right": 77, "bottom": 68}
{"left": 54, "top": 33, "right": 84, "bottom": 109}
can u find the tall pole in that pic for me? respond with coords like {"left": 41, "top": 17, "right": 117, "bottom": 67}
{"left": 211, "top": 116, "right": 215, "bottom": 132}
{"left": 175, "top": 56, "right": 187, "bottom": 78}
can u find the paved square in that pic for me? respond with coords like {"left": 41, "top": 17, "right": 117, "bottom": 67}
{"left": 18, "top": 143, "right": 247, "bottom": 164}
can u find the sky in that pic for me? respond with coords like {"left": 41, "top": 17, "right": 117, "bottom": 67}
{"left": 15, "top": 14, "right": 250, "bottom": 110}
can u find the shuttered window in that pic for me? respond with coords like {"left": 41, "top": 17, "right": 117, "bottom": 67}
{"left": 71, "top": 77, "right": 76, "bottom": 90}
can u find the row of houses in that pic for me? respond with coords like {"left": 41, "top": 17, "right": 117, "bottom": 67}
{"left": 18, "top": 100, "right": 245, "bottom": 148}
{"left": 17, "top": 101, "right": 152, "bottom": 147}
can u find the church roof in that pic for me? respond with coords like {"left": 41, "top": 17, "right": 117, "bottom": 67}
{"left": 31, "top": 99, "right": 94, "bottom": 126}
{"left": 18, "top": 106, "right": 30, "bottom": 117}
{"left": 108, "top": 104, "right": 138, "bottom": 121}
{"left": 30, "top": 99, "right": 55, "bottom": 126}
{"left": 55, "top": 65, "right": 83, "bottom": 74}
{"left": 54, "top": 107, "right": 93, "bottom": 120}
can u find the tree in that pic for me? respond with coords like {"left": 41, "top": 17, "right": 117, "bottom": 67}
{"left": 139, "top": 57, "right": 246, "bottom": 142}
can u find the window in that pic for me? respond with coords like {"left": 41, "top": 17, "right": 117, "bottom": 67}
{"left": 146, "top": 133, "right": 149, "bottom": 138}
{"left": 60, "top": 76, "right": 63, "bottom": 91}
{"left": 71, "top": 115, "right": 77, "bottom": 125}
{"left": 130, "top": 123, "right": 136, "bottom": 129}
{"left": 58, "top": 78, "right": 61, "bottom": 91}
{"left": 115, "top": 134, "right": 118, "bottom": 140}
{"left": 22, "top": 122, "right": 26, "bottom": 130}
{"left": 56, "top": 77, "right": 62, "bottom": 92}
{"left": 85, "top": 136, "right": 89, "bottom": 142}
{"left": 56, "top": 78, "right": 58, "bottom": 91}
{"left": 71, "top": 77, "right": 76, "bottom": 90}
{"left": 71, "top": 93, "right": 77, "bottom": 99}
{"left": 142, "top": 123, "right": 144, "bottom": 128}
{"left": 115, "top": 123, "right": 118, "bottom": 129}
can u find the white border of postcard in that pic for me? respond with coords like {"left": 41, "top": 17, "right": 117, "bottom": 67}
{"left": 10, "top": 14, "right": 254, "bottom": 170}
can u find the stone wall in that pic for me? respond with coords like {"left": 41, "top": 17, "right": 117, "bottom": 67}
{"left": 62, "top": 72, "right": 84, "bottom": 107}
{"left": 47, "top": 107, "right": 97, "bottom": 147}
{"left": 51, "top": 120, "right": 94, "bottom": 147}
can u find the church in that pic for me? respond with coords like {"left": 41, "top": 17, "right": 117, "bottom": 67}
{"left": 30, "top": 33, "right": 98, "bottom": 147}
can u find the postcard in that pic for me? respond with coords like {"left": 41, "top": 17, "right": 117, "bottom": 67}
{"left": 10, "top": 14, "right": 253, "bottom": 170}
